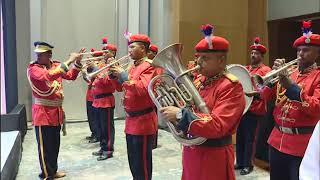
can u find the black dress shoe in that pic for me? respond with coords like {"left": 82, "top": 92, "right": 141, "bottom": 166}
{"left": 38, "top": 173, "right": 53, "bottom": 180}
{"left": 85, "top": 134, "right": 94, "bottom": 140}
{"left": 97, "top": 151, "right": 113, "bottom": 161}
{"left": 88, "top": 137, "right": 99, "bottom": 143}
{"left": 240, "top": 166, "right": 253, "bottom": 175}
{"left": 92, "top": 149, "right": 103, "bottom": 156}
{"left": 234, "top": 164, "right": 243, "bottom": 170}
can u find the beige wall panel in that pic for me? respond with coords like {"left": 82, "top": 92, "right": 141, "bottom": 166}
{"left": 248, "top": 0, "right": 269, "bottom": 65}
{"left": 178, "top": 0, "right": 249, "bottom": 66}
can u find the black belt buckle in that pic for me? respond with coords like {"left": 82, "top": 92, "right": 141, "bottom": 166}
{"left": 276, "top": 125, "right": 315, "bottom": 135}
{"left": 279, "top": 126, "right": 295, "bottom": 134}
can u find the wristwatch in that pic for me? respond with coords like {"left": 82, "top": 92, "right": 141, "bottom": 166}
{"left": 176, "top": 109, "right": 183, "bottom": 120}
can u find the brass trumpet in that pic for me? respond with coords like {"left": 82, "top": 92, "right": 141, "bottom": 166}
{"left": 80, "top": 55, "right": 105, "bottom": 62}
{"left": 252, "top": 58, "right": 300, "bottom": 87}
{"left": 79, "top": 50, "right": 109, "bottom": 55}
{"left": 83, "top": 55, "right": 130, "bottom": 81}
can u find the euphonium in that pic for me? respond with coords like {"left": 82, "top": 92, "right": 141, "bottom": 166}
{"left": 148, "top": 43, "right": 209, "bottom": 146}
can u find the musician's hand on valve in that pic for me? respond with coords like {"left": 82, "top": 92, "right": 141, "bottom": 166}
{"left": 68, "top": 48, "right": 84, "bottom": 64}
{"left": 273, "top": 58, "right": 293, "bottom": 89}
{"left": 277, "top": 59, "right": 289, "bottom": 77}
{"left": 78, "top": 48, "right": 86, "bottom": 56}
{"left": 106, "top": 57, "right": 114, "bottom": 63}
{"left": 160, "top": 106, "right": 181, "bottom": 124}
{"left": 279, "top": 73, "right": 293, "bottom": 89}
{"left": 65, "top": 53, "right": 81, "bottom": 66}
{"left": 73, "top": 55, "right": 83, "bottom": 69}
{"left": 109, "top": 65, "right": 124, "bottom": 79}
{"left": 75, "top": 48, "right": 86, "bottom": 64}
{"left": 272, "top": 58, "right": 285, "bottom": 70}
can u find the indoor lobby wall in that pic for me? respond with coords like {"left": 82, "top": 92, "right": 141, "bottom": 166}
{"left": 173, "top": 0, "right": 268, "bottom": 66}
{"left": 36, "top": 0, "right": 118, "bottom": 120}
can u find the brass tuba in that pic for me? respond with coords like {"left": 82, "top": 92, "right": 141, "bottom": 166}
{"left": 148, "top": 43, "right": 209, "bottom": 146}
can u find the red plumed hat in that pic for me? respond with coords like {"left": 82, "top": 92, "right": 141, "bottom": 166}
{"left": 293, "top": 20, "right": 320, "bottom": 48}
{"left": 250, "top": 37, "right": 267, "bottom": 54}
{"left": 195, "top": 24, "right": 229, "bottom": 52}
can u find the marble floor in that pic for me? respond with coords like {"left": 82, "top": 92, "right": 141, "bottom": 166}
{"left": 16, "top": 121, "right": 270, "bottom": 180}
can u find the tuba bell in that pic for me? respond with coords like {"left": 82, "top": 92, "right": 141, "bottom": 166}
{"left": 148, "top": 43, "right": 209, "bottom": 146}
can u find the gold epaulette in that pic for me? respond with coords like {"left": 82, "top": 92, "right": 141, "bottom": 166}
{"left": 224, "top": 73, "right": 239, "bottom": 83}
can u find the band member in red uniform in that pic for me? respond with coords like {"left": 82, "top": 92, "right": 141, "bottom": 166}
{"left": 91, "top": 38, "right": 122, "bottom": 161}
{"left": 258, "top": 21, "right": 320, "bottom": 180}
{"left": 147, "top": 44, "right": 158, "bottom": 60}
{"left": 160, "top": 24, "right": 246, "bottom": 180}
{"left": 235, "top": 37, "right": 271, "bottom": 175}
{"left": 84, "top": 48, "right": 102, "bottom": 143}
{"left": 27, "top": 41, "right": 84, "bottom": 180}
{"left": 110, "top": 34, "right": 159, "bottom": 180}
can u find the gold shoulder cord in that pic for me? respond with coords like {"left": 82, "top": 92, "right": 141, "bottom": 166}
{"left": 275, "top": 83, "right": 287, "bottom": 105}
{"left": 276, "top": 71, "right": 301, "bottom": 106}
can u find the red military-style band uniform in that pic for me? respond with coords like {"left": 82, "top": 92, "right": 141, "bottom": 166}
{"left": 91, "top": 64, "right": 122, "bottom": 154}
{"left": 120, "top": 57, "right": 160, "bottom": 180}
{"left": 246, "top": 64, "right": 271, "bottom": 115}
{"left": 261, "top": 66, "right": 320, "bottom": 157}
{"left": 123, "top": 59, "right": 158, "bottom": 135}
{"left": 180, "top": 73, "right": 246, "bottom": 180}
{"left": 235, "top": 37, "right": 272, "bottom": 172}
{"left": 28, "top": 60, "right": 80, "bottom": 126}
{"left": 92, "top": 67, "right": 122, "bottom": 109}
{"left": 86, "top": 81, "right": 94, "bottom": 102}
{"left": 120, "top": 33, "right": 159, "bottom": 180}
{"left": 175, "top": 24, "right": 246, "bottom": 180}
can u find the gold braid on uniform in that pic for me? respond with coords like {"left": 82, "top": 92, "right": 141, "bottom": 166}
{"left": 198, "top": 71, "right": 225, "bottom": 90}
{"left": 275, "top": 83, "right": 288, "bottom": 105}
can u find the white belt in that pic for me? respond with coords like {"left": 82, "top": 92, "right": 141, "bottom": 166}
{"left": 34, "top": 98, "right": 63, "bottom": 107}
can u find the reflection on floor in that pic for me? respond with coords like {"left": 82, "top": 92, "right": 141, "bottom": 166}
{"left": 16, "top": 121, "right": 270, "bottom": 180}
